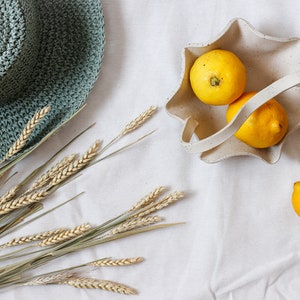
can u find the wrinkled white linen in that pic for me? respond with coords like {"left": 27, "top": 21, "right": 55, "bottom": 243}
{"left": 3, "top": 0, "right": 300, "bottom": 299}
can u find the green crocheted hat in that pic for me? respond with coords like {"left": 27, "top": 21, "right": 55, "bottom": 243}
{"left": 0, "top": 0, "right": 105, "bottom": 159}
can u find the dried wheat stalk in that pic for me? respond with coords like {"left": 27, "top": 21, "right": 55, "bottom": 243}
{"left": 49, "top": 140, "right": 100, "bottom": 187}
{"left": 0, "top": 140, "right": 100, "bottom": 217}
{"left": 130, "top": 186, "right": 165, "bottom": 211}
{"left": 39, "top": 224, "right": 92, "bottom": 246}
{"left": 62, "top": 277, "right": 138, "bottom": 295}
{"left": 0, "top": 228, "right": 68, "bottom": 249}
{"left": 28, "top": 154, "right": 76, "bottom": 192}
{"left": 89, "top": 257, "right": 144, "bottom": 267}
{"left": 111, "top": 215, "right": 163, "bottom": 235}
{"left": 0, "top": 188, "right": 50, "bottom": 215}
{"left": 0, "top": 107, "right": 185, "bottom": 296}
{"left": 132, "top": 191, "right": 185, "bottom": 219}
{"left": 22, "top": 257, "right": 144, "bottom": 287}
{"left": 121, "top": 106, "right": 157, "bottom": 136}
{"left": 98, "top": 106, "right": 158, "bottom": 158}
{"left": 3, "top": 106, "right": 51, "bottom": 162}
{"left": 22, "top": 271, "right": 75, "bottom": 286}
{"left": 0, "top": 186, "right": 19, "bottom": 205}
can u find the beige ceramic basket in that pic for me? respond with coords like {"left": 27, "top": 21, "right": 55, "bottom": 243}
{"left": 166, "top": 18, "right": 300, "bottom": 163}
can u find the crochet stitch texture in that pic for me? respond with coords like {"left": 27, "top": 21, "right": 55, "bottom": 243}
{"left": 0, "top": 0, "right": 105, "bottom": 159}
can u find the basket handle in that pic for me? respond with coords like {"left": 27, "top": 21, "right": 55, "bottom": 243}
{"left": 181, "top": 72, "right": 300, "bottom": 154}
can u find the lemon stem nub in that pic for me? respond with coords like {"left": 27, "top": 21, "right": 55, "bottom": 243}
{"left": 210, "top": 76, "right": 221, "bottom": 86}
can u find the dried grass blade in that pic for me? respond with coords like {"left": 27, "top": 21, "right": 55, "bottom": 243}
{"left": 55, "top": 223, "right": 185, "bottom": 255}
{"left": 0, "top": 171, "right": 18, "bottom": 189}
{"left": 92, "top": 130, "right": 156, "bottom": 166}
{"left": 0, "top": 245, "right": 37, "bottom": 261}
{"left": 0, "top": 203, "right": 43, "bottom": 236}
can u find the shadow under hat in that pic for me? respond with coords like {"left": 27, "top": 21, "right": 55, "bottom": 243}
{"left": 0, "top": 0, "right": 105, "bottom": 159}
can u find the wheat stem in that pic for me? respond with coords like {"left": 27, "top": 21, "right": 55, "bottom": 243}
{"left": 2, "top": 193, "right": 83, "bottom": 238}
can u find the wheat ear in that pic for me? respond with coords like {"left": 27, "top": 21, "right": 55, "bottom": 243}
{"left": 0, "top": 228, "right": 68, "bottom": 249}
{"left": 0, "top": 188, "right": 50, "bottom": 215}
{"left": 110, "top": 215, "right": 163, "bottom": 235}
{"left": 89, "top": 257, "right": 144, "bottom": 267}
{"left": 121, "top": 106, "right": 157, "bottom": 136}
{"left": 38, "top": 224, "right": 92, "bottom": 246}
{"left": 49, "top": 141, "right": 100, "bottom": 187}
{"left": 130, "top": 186, "right": 165, "bottom": 211}
{"left": 131, "top": 191, "right": 185, "bottom": 219}
{"left": 62, "top": 277, "right": 138, "bottom": 295}
{"left": 0, "top": 186, "right": 19, "bottom": 205}
{"left": 22, "top": 271, "right": 75, "bottom": 286}
{"left": 3, "top": 106, "right": 51, "bottom": 161}
{"left": 28, "top": 154, "right": 76, "bottom": 192}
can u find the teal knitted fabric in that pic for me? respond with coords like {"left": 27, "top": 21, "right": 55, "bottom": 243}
{"left": 0, "top": 0, "right": 40, "bottom": 102}
{"left": 0, "top": 0, "right": 105, "bottom": 159}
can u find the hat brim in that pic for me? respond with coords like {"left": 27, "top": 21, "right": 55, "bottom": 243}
{"left": 0, "top": 0, "right": 105, "bottom": 159}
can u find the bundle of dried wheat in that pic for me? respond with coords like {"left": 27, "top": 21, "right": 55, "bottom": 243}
{"left": 0, "top": 106, "right": 186, "bottom": 295}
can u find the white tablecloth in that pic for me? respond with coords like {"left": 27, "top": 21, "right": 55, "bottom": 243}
{"left": 4, "top": 0, "right": 300, "bottom": 299}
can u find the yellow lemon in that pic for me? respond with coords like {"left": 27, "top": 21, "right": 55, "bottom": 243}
{"left": 292, "top": 181, "right": 300, "bottom": 216}
{"left": 226, "top": 91, "right": 288, "bottom": 148}
{"left": 189, "top": 49, "right": 247, "bottom": 105}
